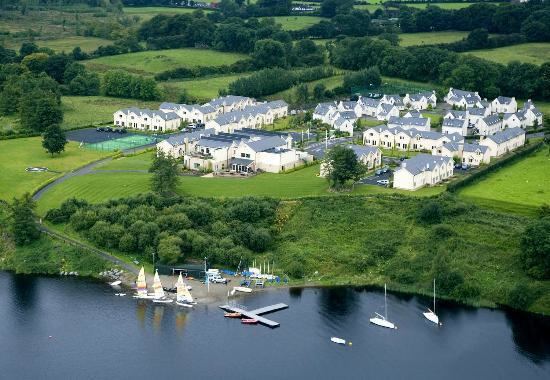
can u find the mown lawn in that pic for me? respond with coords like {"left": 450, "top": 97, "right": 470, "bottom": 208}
{"left": 458, "top": 146, "right": 550, "bottom": 215}
{"left": 263, "top": 16, "right": 326, "bottom": 31}
{"left": 463, "top": 43, "right": 550, "bottom": 65}
{"left": 162, "top": 73, "right": 250, "bottom": 102}
{"left": 0, "top": 137, "right": 109, "bottom": 201}
{"left": 83, "top": 48, "right": 247, "bottom": 76}
{"left": 62, "top": 96, "right": 160, "bottom": 129}
{"left": 397, "top": 31, "right": 469, "bottom": 47}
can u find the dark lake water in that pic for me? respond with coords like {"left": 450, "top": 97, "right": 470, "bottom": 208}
{"left": 1, "top": 271, "right": 549, "bottom": 380}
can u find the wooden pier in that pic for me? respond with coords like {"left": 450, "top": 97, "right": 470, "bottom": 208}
{"left": 219, "top": 303, "right": 288, "bottom": 328}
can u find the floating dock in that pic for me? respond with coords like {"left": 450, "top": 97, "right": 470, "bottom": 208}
{"left": 219, "top": 303, "right": 288, "bottom": 328}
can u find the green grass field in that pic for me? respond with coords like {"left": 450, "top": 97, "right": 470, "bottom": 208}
{"left": 83, "top": 49, "right": 247, "bottom": 76}
{"left": 268, "top": 74, "right": 345, "bottom": 103}
{"left": 263, "top": 16, "right": 326, "bottom": 31}
{"left": 31, "top": 36, "right": 113, "bottom": 53}
{"left": 397, "top": 31, "right": 469, "bottom": 47}
{"left": 355, "top": 2, "right": 497, "bottom": 11}
{"left": 459, "top": 146, "right": 550, "bottom": 215}
{"left": 62, "top": 96, "right": 160, "bottom": 129}
{"left": 122, "top": 6, "right": 212, "bottom": 21}
{"left": 463, "top": 43, "right": 550, "bottom": 65}
{"left": 162, "top": 73, "right": 249, "bottom": 102}
{"left": 0, "top": 137, "right": 109, "bottom": 201}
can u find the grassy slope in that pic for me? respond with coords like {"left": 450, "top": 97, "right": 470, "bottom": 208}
{"left": 268, "top": 74, "right": 345, "bottom": 103}
{"left": 458, "top": 146, "right": 550, "bottom": 215}
{"left": 397, "top": 31, "right": 469, "bottom": 47}
{"left": 122, "top": 6, "right": 212, "bottom": 21}
{"left": 463, "top": 43, "right": 550, "bottom": 65}
{"left": 0, "top": 137, "right": 109, "bottom": 201}
{"left": 162, "top": 73, "right": 249, "bottom": 102}
{"left": 262, "top": 16, "right": 327, "bottom": 31}
{"left": 83, "top": 49, "right": 247, "bottom": 76}
{"left": 273, "top": 196, "right": 550, "bottom": 314}
{"left": 32, "top": 36, "right": 113, "bottom": 53}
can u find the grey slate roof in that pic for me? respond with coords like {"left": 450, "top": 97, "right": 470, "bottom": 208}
{"left": 120, "top": 107, "right": 180, "bottom": 121}
{"left": 163, "top": 128, "right": 215, "bottom": 146}
{"left": 404, "top": 110, "right": 422, "bottom": 118}
{"left": 379, "top": 103, "right": 396, "bottom": 114}
{"left": 388, "top": 116, "right": 429, "bottom": 127}
{"left": 265, "top": 100, "right": 288, "bottom": 109}
{"left": 442, "top": 118, "right": 466, "bottom": 128}
{"left": 334, "top": 117, "right": 350, "bottom": 128}
{"left": 230, "top": 158, "right": 254, "bottom": 166}
{"left": 360, "top": 97, "right": 379, "bottom": 107}
{"left": 348, "top": 144, "right": 380, "bottom": 157}
{"left": 399, "top": 154, "right": 453, "bottom": 175}
{"left": 208, "top": 95, "right": 252, "bottom": 108}
{"left": 495, "top": 96, "right": 513, "bottom": 105}
{"left": 197, "top": 138, "right": 235, "bottom": 149}
{"left": 485, "top": 127, "right": 525, "bottom": 144}
{"left": 338, "top": 111, "right": 357, "bottom": 120}
{"left": 441, "top": 141, "right": 460, "bottom": 152}
{"left": 245, "top": 136, "right": 287, "bottom": 152}
{"left": 445, "top": 110, "right": 468, "bottom": 119}
{"left": 406, "top": 129, "right": 445, "bottom": 140}
{"left": 462, "top": 143, "right": 488, "bottom": 153}
{"left": 340, "top": 101, "right": 357, "bottom": 110}
{"left": 482, "top": 114, "right": 501, "bottom": 126}
{"left": 469, "top": 108, "right": 487, "bottom": 116}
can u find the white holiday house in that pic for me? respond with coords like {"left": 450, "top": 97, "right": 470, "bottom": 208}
{"left": 491, "top": 96, "right": 517, "bottom": 114}
{"left": 393, "top": 154, "right": 454, "bottom": 191}
{"left": 480, "top": 128, "right": 526, "bottom": 158}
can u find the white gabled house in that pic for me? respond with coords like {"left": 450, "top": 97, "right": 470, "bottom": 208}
{"left": 522, "top": 100, "right": 544, "bottom": 127}
{"left": 480, "top": 127, "right": 526, "bottom": 158}
{"left": 442, "top": 118, "right": 468, "bottom": 137}
{"left": 476, "top": 114, "right": 502, "bottom": 136}
{"left": 156, "top": 128, "right": 215, "bottom": 158}
{"left": 159, "top": 103, "right": 217, "bottom": 124}
{"left": 393, "top": 154, "right": 454, "bottom": 191}
{"left": 313, "top": 102, "right": 338, "bottom": 125}
{"left": 403, "top": 91, "right": 437, "bottom": 110}
{"left": 444, "top": 88, "right": 484, "bottom": 109}
{"left": 363, "top": 126, "right": 462, "bottom": 152}
{"left": 380, "top": 94, "right": 405, "bottom": 110}
{"left": 338, "top": 101, "right": 363, "bottom": 118}
{"left": 376, "top": 103, "right": 400, "bottom": 121}
{"left": 206, "top": 95, "right": 256, "bottom": 114}
{"left": 468, "top": 107, "right": 491, "bottom": 126}
{"left": 491, "top": 96, "right": 517, "bottom": 114}
{"left": 444, "top": 110, "right": 469, "bottom": 120}
{"left": 403, "top": 110, "right": 423, "bottom": 118}
{"left": 432, "top": 141, "right": 490, "bottom": 167}
{"left": 502, "top": 112, "right": 525, "bottom": 129}
{"left": 113, "top": 107, "right": 181, "bottom": 132}
{"left": 357, "top": 97, "right": 379, "bottom": 117}
{"left": 333, "top": 117, "right": 354, "bottom": 136}
{"left": 320, "top": 144, "right": 382, "bottom": 177}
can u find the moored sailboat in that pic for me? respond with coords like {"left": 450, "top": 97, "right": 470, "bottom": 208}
{"left": 423, "top": 279, "right": 442, "bottom": 325}
{"left": 133, "top": 267, "right": 155, "bottom": 299}
{"left": 153, "top": 270, "right": 173, "bottom": 304}
{"left": 175, "top": 273, "right": 195, "bottom": 307}
{"left": 369, "top": 284, "right": 397, "bottom": 329}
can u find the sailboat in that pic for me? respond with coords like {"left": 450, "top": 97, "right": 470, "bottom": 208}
{"left": 423, "top": 279, "right": 441, "bottom": 325}
{"left": 133, "top": 267, "right": 155, "bottom": 299}
{"left": 369, "top": 284, "right": 397, "bottom": 329}
{"left": 175, "top": 273, "right": 195, "bottom": 308}
{"left": 153, "top": 270, "right": 173, "bottom": 303}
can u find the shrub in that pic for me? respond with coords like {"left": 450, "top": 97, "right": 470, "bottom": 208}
{"left": 417, "top": 201, "right": 443, "bottom": 224}
{"left": 520, "top": 217, "right": 550, "bottom": 279}
{"left": 432, "top": 224, "right": 456, "bottom": 239}
{"left": 507, "top": 283, "right": 536, "bottom": 310}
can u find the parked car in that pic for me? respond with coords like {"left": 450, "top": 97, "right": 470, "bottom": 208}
{"left": 105, "top": 127, "right": 113, "bottom": 132}
{"left": 377, "top": 179, "right": 390, "bottom": 185}
{"left": 209, "top": 275, "right": 227, "bottom": 284}
{"left": 382, "top": 167, "right": 389, "bottom": 173}
{"left": 461, "top": 164, "right": 469, "bottom": 170}
{"left": 96, "top": 127, "right": 105, "bottom": 132}
{"left": 375, "top": 170, "right": 382, "bottom": 176}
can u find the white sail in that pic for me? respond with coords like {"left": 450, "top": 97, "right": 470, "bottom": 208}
{"left": 370, "top": 284, "right": 397, "bottom": 329}
{"left": 136, "top": 267, "right": 148, "bottom": 297}
{"left": 153, "top": 270, "right": 165, "bottom": 299}
{"left": 176, "top": 273, "right": 193, "bottom": 303}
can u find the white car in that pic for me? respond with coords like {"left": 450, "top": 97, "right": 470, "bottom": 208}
{"left": 208, "top": 275, "right": 227, "bottom": 284}
{"left": 377, "top": 179, "right": 390, "bottom": 185}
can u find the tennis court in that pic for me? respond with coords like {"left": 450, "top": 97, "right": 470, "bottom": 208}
{"left": 85, "top": 135, "right": 158, "bottom": 151}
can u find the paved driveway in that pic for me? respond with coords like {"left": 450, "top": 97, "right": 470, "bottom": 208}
{"left": 304, "top": 137, "right": 352, "bottom": 158}
{"left": 358, "top": 169, "right": 393, "bottom": 186}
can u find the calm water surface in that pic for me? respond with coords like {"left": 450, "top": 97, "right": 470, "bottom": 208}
{"left": 0, "top": 271, "right": 549, "bottom": 379}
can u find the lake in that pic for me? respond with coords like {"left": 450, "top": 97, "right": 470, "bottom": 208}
{"left": 0, "top": 271, "right": 549, "bottom": 379}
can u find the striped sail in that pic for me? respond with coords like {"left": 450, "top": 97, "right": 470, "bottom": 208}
{"left": 136, "top": 267, "right": 148, "bottom": 297}
{"left": 176, "top": 273, "right": 193, "bottom": 303}
{"left": 153, "top": 270, "right": 165, "bottom": 299}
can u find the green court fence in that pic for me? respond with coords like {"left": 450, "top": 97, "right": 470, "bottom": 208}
{"left": 84, "top": 135, "right": 159, "bottom": 152}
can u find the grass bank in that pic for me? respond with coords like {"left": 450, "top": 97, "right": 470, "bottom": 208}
{"left": 397, "top": 31, "right": 469, "bottom": 47}
{"left": 0, "top": 137, "right": 109, "bottom": 201}
{"left": 462, "top": 43, "right": 550, "bottom": 65}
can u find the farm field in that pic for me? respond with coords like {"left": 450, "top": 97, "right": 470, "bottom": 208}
{"left": 458, "top": 146, "right": 550, "bottom": 215}
{"left": 162, "top": 73, "right": 250, "bottom": 102}
{"left": 397, "top": 31, "right": 469, "bottom": 47}
{"left": 0, "top": 137, "right": 109, "bottom": 201}
{"left": 32, "top": 36, "right": 112, "bottom": 53}
{"left": 463, "top": 43, "right": 550, "bottom": 65}
{"left": 263, "top": 16, "right": 326, "bottom": 30}
{"left": 268, "top": 74, "right": 345, "bottom": 102}
{"left": 83, "top": 49, "right": 247, "bottom": 76}
{"left": 122, "top": 6, "right": 212, "bottom": 21}
{"left": 62, "top": 96, "right": 160, "bottom": 129}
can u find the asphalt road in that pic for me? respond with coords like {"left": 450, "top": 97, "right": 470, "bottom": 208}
{"left": 304, "top": 137, "right": 352, "bottom": 158}
{"left": 358, "top": 169, "right": 393, "bottom": 186}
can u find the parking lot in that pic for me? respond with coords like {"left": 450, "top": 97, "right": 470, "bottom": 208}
{"left": 358, "top": 168, "right": 393, "bottom": 186}
{"left": 304, "top": 137, "right": 352, "bottom": 158}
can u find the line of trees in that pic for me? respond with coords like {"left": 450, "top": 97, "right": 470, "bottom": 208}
{"left": 102, "top": 70, "right": 160, "bottom": 100}
{"left": 329, "top": 36, "right": 550, "bottom": 101}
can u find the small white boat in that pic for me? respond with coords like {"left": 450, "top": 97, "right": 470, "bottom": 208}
{"left": 331, "top": 337, "right": 346, "bottom": 345}
{"left": 423, "top": 279, "right": 442, "bottom": 325}
{"left": 370, "top": 284, "right": 397, "bottom": 330}
{"left": 176, "top": 301, "right": 193, "bottom": 308}
{"left": 115, "top": 293, "right": 126, "bottom": 297}
{"left": 152, "top": 270, "right": 173, "bottom": 304}
{"left": 109, "top": 280, "right": 122, "bottom": 286}
{"left": 233, "top": 286, "right": 252, "bottom": 293}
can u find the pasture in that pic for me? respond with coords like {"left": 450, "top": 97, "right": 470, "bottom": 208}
{"left": 0, "top": 137, "right": 109, "bottom": 201}
{"left": 265, "top": 16, "right": 326, "bottom": 31}
{"left": 162, "top": 73, "right": 249, "bottom": 102}
{"left": 397, "top": 31, "right": 468, "bottom": 47}
{"left": 463, "top": 43, "right": 550, "bottom": 65}
{"left": 458, "top": 146, "right": 550, "bottom": 215}
{"left": 32, "top": 36, "right": 112, "bottom": 53}
{"left": 83, "top": 49, "right": 247, "bottom": 76}
{"left": 122, "top": 6, "right": 212, "bottom": 22}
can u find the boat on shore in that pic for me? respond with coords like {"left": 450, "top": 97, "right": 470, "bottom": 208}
{"left": 370, "top": 284, "right": 397, "bottom": 329}
{"left": 133, "top": 267, "right": 155, "bottom": 299}
{"left": 175, "top": 273, "right": 195, "bottom": 307}
{"left": 233, "top": 286, "right": 252, "bottom": 293}
{"left": 241, "top": 318, "right": 258, "bottom": 324}
{"left": 109, "top": 280, "right": 122, "bottom": 286}
{"left": 152, "top": 270, "right": 173, "bottom": 304}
